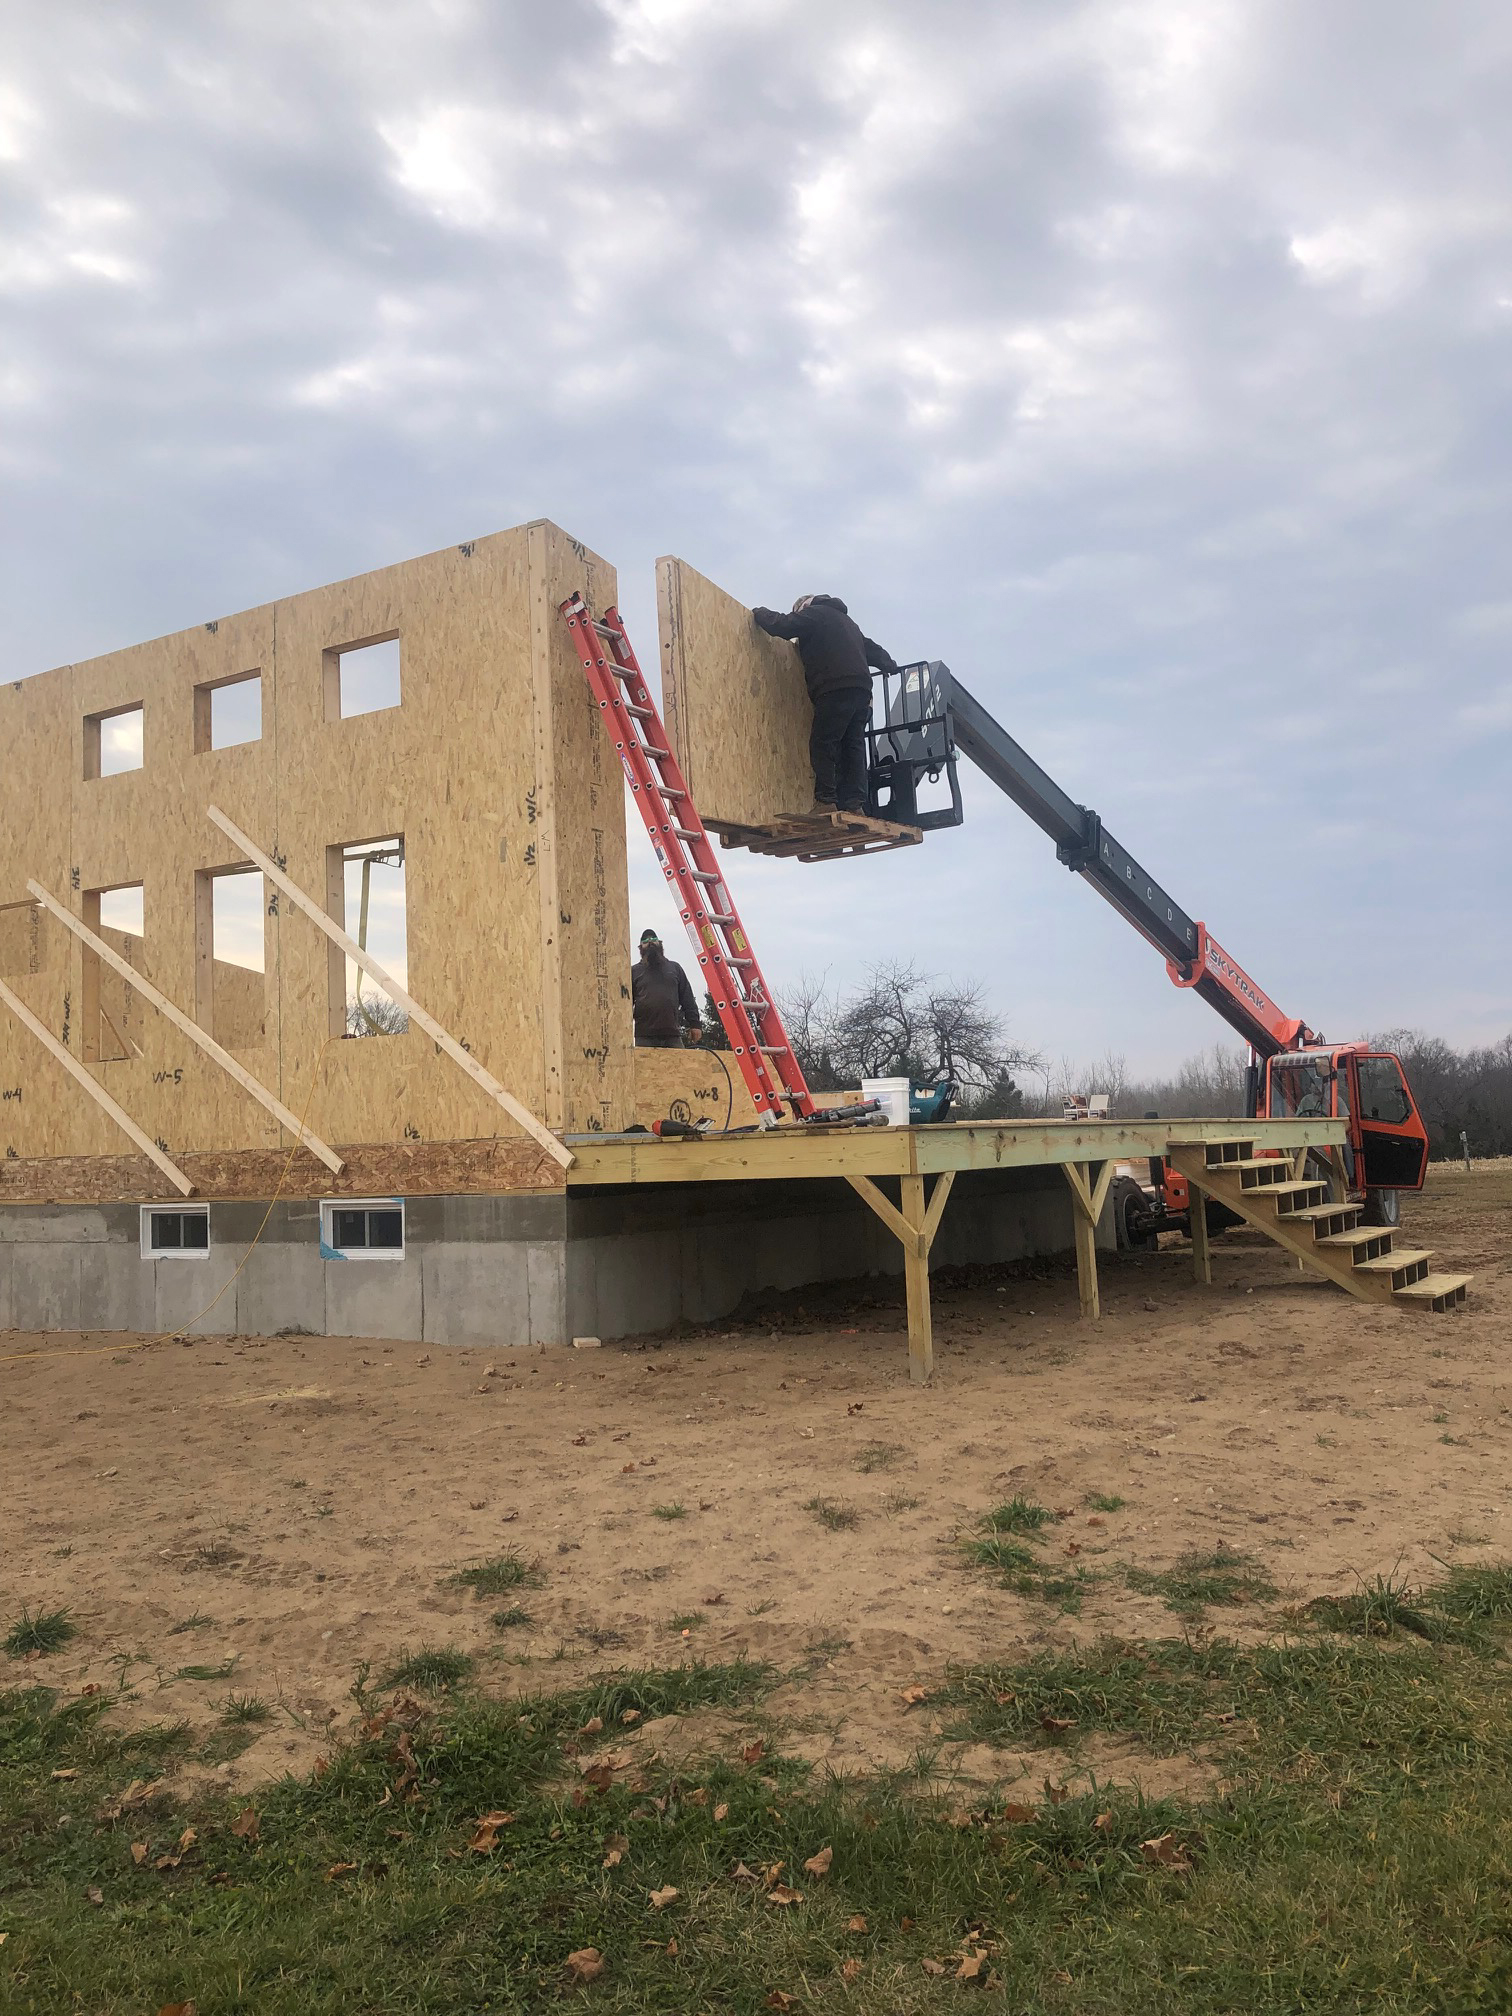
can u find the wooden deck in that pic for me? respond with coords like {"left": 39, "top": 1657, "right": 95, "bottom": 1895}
{"left": 565, "top": 1116, "right": 1347, "bottom": 1383}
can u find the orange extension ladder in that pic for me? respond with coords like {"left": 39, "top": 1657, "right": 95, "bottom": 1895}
{"left": 560, "top": 595, "right": 815, "bottom": 1126}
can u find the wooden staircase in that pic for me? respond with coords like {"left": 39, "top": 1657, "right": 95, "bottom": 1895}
{"left": 1166, "top": 1140, "right": 1471, "bottom": 1313}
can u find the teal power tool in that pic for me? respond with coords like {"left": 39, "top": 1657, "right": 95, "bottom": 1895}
{"left": 909, "top": 1079, "right": 958, "bottom": 1123}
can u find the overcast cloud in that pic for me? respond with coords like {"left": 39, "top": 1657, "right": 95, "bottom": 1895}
{"left": 3, "top": 0, "right": 1509, "bottom": 1074}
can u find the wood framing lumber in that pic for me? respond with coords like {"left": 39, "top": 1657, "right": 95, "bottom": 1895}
{"left": 845, "top": 1173, "right": 917, "bottom": 1252}
{"left": 205, "top": 805, "right": 574, "bottom": 1171}
{"left": 900, "top": 1173, "right": 933, "bottom": 1383}
{"left": 27, "top": 879, "right": 345, "bottom": 1177}
{"left": 1061, "top": 1161, "right": 1104, "bottom": 1320}
{"left": 1188, "top": 1170, "right": 1212, "bottom": 1285}
{"left": 0, "top": 975, "right": 193, "bottom": 1195}
{"left": 922, "top": 1168, "right": 956, "bottom": 1247}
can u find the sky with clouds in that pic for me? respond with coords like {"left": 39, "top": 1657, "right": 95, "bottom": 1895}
{"left": 4, "top": 0, "right": 1509, "bottom": 1076}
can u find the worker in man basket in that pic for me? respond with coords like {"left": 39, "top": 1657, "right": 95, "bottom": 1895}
{"left": 631, "top": 929, "right": 704, "bottom": 1049}
{"left": 752, "top": 594, "right": 898, "bottom": 817}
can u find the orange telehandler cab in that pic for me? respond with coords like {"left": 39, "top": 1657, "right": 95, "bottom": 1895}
{"left": 863, "top": 663, "right": 1431, "bottom": 1242}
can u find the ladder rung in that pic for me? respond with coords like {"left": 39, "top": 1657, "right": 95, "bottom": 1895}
{"left": 623, "top": 703, "right": 654, "bottom": 719}
{"left": 658, "top": 787, "right": 686, "bottom": 801}
{"left": 759, "top": 1045, "right": 789, "bottom": 1055}
{"left": 726, "top": 955, "right": 753, "bottom": 967}
{"left": 641, "top": 745, "right": 670, "bottom": 761}
{"left": 591, "top": 619, "right": 620, "bottom": 638}
{"left": 673, "top": 826, "right": 701, "bottom": 841}
{"left": 707, "top": 911, "right": 735, "bottom": 925}
{"left": 688, "top": 870, "right": 722, "bottom": 885}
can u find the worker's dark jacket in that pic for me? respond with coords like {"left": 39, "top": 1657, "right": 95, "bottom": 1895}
{"left": 631, "top": 953, "right": 700, "bottom": 1043}
{"left": 751, "top": 596, "right": 898, "bottom": 699}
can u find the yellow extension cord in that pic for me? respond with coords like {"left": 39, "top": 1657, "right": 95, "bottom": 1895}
{"left": 0, "top": 1036, "right": 336, "bottom": 1367}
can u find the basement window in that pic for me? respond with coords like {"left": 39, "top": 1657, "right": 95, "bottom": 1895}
{"left": 82, "top": 883, "right": 145, "bottom": 1062}
{"left": 320, "top": 1199, "right": 405, "bottom": 1259}
{"left": 193, "top": 670, "right": 262, "bottom": 752}
{"left": 141, "top": 1205, "right": 210, "bottom": 1258}
{"left": 325, "top": 836, "right": 408, "bottom": 1038}
{"left": 84, "top": 703, "right": 144, "bottom": 780}
{"left": 324, "top": 635, "right": 401, "bottom": 720}
{"left": 194, "top": 865, "right": 266, "bottom": 1048}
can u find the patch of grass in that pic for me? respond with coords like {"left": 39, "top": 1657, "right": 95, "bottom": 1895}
{"left": 1315, "top": 1432, "right": 1337, "bottom": 1448}
{"left": 1431, "top": 1411, "right": 1450, "bottom": 1424}
{"left": 650, "top": 1502, "right": 687, "bottom": 1522}
{"left": 669, "top": 1612, "right": 705, "bottom": 1632}
{"left": 748, "top": 1598, "right": 777, "bottom": 1617}
{"left": 1085, "top": 1491, "right": 1126, "bottom": 1512}
{"left": 804, "top": 1496, "right": 860, "bottom": 1532}
{"left": 882, "top": 1489, "right": 920, "bottom": 1516}
{"left": 1434, "top": 1562, "right": 1512, "bottom": 1624}
{"left": 10, "top": 1625, "right": 1512, "bottom": 2013}
{"left": 1306, "top": 1570, "right": 1460, "bottom": 1646}
{"left": 220, "top": 1693, "right": 271, "bottom": 1725}
{"left": 167, "top": 1610, "right": 213, "bottom": 1636}
{"left": 379, "top": 1646, "right": 475, "bottom": 1692}
{"left": 983, "top": 1495, "right": 1058, "bottom": 1534}
{"left": 490, "top": 1605, "right": 532, "bottom": 1631}
{"left": 4, "top": 1607, "right": 76, "bottom": 1658}
{"left": 853, "top": 1441, "right": 902, "bottom": 1473}
{"left": 1126, "top": 1546, "right": 1278, "bottom": 1618}
{"left": 446, "top": 1552, "right": 542, "bottom": 1599}
{"left": 174, "top": 1656, "right": 240, "bottom": 1683}
{"left": 1448, "top": 1527, "right": 1490, "bottom": 1548}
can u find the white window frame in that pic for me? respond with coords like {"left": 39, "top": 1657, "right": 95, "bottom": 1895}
{"left": 320, "top": 1197, "right": 406, "bottom": 1260}
{"left": 140, "top": 1204, "right": 211, "bottom": 1260}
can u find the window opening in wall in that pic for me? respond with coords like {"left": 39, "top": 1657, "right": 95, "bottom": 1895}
{"left": 83, "top": 883, "right": 145, "bottom": 1061}
{"left": 141, "top": 1205, "right": 210, "bottom": 1257}
{"left": 193, "top": 671, "right": 262, "bottom": 752}
{"left": 195, "top": 866, "right": 266, "bottom": 1049}
{"left": 320, "top": 1198, "right": 404, "bottom": 1258}
{"left": 325, "top": 836, "right": 407, "bottom": 1037}
{"left": 84, "top": 703, "right": 144, "bottom": 780}
{"left": 324, "top": 635, "right": 400, "bottom": 720}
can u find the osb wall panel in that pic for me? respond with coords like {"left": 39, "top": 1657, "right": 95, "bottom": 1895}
{"left": 658, "top": 557, "right": 813, "bottom": 830}
{"left": 0, "top": 522, "right": 634, "bottom": 1184}
{"left": 633, "top": 1045, "right": 763, "bottom": 1130}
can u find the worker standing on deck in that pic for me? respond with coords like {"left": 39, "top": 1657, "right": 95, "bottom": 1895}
{"left": 752, "top": 594, "right": 898, "bottom": 816}
{"left": 631, "top": 929, "right": 703, "bottom": 1049}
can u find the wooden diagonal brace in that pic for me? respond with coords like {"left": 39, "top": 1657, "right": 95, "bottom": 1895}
{"left": 0, "top": 976, "right": 193, "bottom": 1195}
{"left": 206, "top": 806, "right": 573, "bottom": 1172}
{"left": 28, "top": 879, "right": 344, "bottom": 1176}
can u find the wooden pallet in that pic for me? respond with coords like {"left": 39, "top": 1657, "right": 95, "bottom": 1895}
{"left": 707, "top": 808, "right": 923, "bottom": 864}
{"left": 1167, "top": 1141, "right": 1471, "bottom": 1313}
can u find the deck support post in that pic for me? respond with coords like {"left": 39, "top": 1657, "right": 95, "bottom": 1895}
{"left": 846, "top": 1169, "right": 956, "bottom": 1384}
{"left": 1189, "top": 1172, "right": 1213, "bottom": 1286}
{"left": 1061, "top": 1160, "right": 1113, "bottom": 1321}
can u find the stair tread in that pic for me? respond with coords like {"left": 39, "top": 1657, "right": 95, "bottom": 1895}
{"left": 1264, "top": 1181, "right": 1330, "bottom": 1199}
{"left": 1288, "top": 1204, "right": 1362, "bottom": 1223}
{"left": 1395, "top": 1272, "right": 1472, "bottom": 1299}
{"left": 1317, "top": 1227, "right": 1391, "bottom": 1248}
{"left": 1355, "top": 1247, "right": 1434, "bottom": 1273}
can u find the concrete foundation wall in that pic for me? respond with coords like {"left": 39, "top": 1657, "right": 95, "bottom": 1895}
{"left": 0, "top": 1166, "right": 1106, "bottom": 1348}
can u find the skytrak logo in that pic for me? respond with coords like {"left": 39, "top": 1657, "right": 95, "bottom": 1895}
{"left": 1205, "top": 941, "right": 1273, "bottom": 1015}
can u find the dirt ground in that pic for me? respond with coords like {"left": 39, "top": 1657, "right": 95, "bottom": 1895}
{"left": 4, "top": 1161, "right": 1508, "bottom": 1802}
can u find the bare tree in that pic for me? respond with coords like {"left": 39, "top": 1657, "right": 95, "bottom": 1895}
{"left": 346, "top": 992, "right": 410, "bottom": 1037}
{"left": 779, "top": 959, "right": 1041, "bottom": 1097}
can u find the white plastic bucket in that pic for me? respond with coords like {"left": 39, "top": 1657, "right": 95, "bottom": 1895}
{"left": 861, "top": 1076, "right": 913, "bottom": 1127}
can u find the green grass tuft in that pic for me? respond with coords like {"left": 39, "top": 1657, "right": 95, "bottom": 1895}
{"left": 175, "top": 1656, "right": 240, "bottom": 1683}
{"left": 983, "top": 1496, "right": 1059, "bottom": 1534}
{"left": 804, "top": 1496, "right": 860, "bottom": 1532}
{"left": 379, "top": 1646, "right": 474, "bottom": 1691}
{"left": 490, "top": 1605, "right": 532, "bottom": 1631}
{"left": 650, "top": 1502, "right": 687, "bottom": 1521}
{"left": 854, "top": 1441, "right": 902, "bottom": 1473}
{"left": 1086, "top": 1491, "right": 1126, "bottom": 1512}
{"left": 220, "top": 1693, "right": 271, "bottom": 1725}
{"left": 446, "top": 1552, "right": 542, "bottom": 1598}
{"left": 4, "top": 1607, "right": 76, "bottom": 1658}
{"left": 669, "top": 1612, "right": 705, "bottom": 1632}
{"left": 1126, "top": 1546, "right": 1278, "bottom": 1617}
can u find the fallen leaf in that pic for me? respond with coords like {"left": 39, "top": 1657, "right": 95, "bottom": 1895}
{"left": 900, "top": 1915, "right": 916, "bottom": 1931}
{"left": 580, "top": 1716, "right": 604, "bottom": 1735}
{"left": 325, "top": 1861, "right": 358, "bottom": 1880}
{"left": 620, "top": 1708, "right": 641, "bottom": 1724}
{"left": 580, "top": 1763, "right": 614, "bottom": 1791}
{"left": 802, "top": 1845, "right": 833, "bottom": 1877}
{"left": 468, "top": 1811, "right": 515, "bottom": 1853}
{"left": 742, "top": 1739, "right": 766, "bottom": 1764}
{"left": 686, "top": 1787, "right": 708, "bottom": 1806}
{"left": 766, "top": 1884, "right": 804, "bottom": 1907}
{"left": 1141, "top": 1832, "right": 1192, "bottom": 1872}
{"left": 731, "top": 1861, "right": 759, "bottom": 1883}
{"left": 80, "top": 1683, "right": 101, "bottom": 1697}
{"left": 701, "top": 1591, "right": 725, "bottom": 1606}
{"left": 1046, "top": 1784, "right": 1071, "bottom": 1806}
{"left": 899, "top": 1684, "right": 929, "bottom": 1706}
{"left": 648, "top": 1884, "right": 680, "bottom": 1909}
{"left": 602, "top": 1833, "right": 628, "bottom": 1868}
{"left": 621, "top": 1463, "right": 636, "bottom": 1473}
{"left": 666, "top": 1937, "right": 679, "bottom": 1956}
{"left": 639, "top": 1456, "right": 657, "bottom": 1468}
{"left": 571, "top": 1434, "right": 588, "bottom": 1446}
{"left": 1002, "top": 1802, "right": 1039, "bottom": 1824}
{"left": 764, "top": 1994, "right": 797, "bottom": 2012}
{"left": 846, "top": 1913, "right": 869, "bottom": 1932}
{"left": 565, "top": 1947, "right": 605, "bottom": 1983}
{"left": 1086, "top": 1515, "right": 1106, "bottom": 1528}
{"left": 416, "top": 1354, "right": 430, "bottom": 1366}
{"left": 1094, "top": 1810, "right": 1112, "bottom": 1831}
{"left": 157, "top": 2004, "right": 198, "bottom": 2016}
{"left": 229, "top": 1807, "right": 259, "bottom": 1842}
{"left": 87, "top": 1885, "right": 104, "bottom": 1905}
{"left": 130, "top": 1841, "right": 149, "bottom": 1865}
{"left": 841, "top": 1959, "right": 862, "bottom": 1983}
{"left": 847, "top": 1401, "right": 864, "bottom": 1414}
{"left": 921, "top": 1957, "right": 947, "bottom": 1977}
{"left": 50, "top": 1768, "right": 77, "bottom": 1781}
{"left": 312, "top": 1756, "right": 330, "bottom": 1779}
{"left": 714, "top": 1801, "right": 729, "bottom": 1822}
{"left": 1064, "top": 1540, "right": 1082, "bottom": 1557}
{"left": 1040, "top": 1716, "right": 1076, "bottom": 1735}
